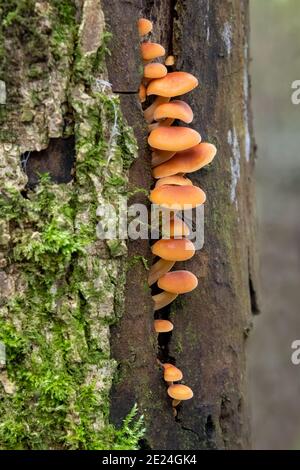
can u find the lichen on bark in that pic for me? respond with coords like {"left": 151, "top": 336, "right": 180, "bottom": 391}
{"left": 0, "top": 0, "right": 140, "bottom": 449}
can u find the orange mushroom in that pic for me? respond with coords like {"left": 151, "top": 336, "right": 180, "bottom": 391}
{"left": 147, "top": 71, "right": 198, "bottom": 97}
{"left": 154, "top": 319, "right": 174, "bottom": 333}
{"left": 138, "top": 18, "right": 153, "bottom": 36}
{"left": 144, "top": 63, "right": 168, "bottom": 79}
{"left": 155, "top": 175, "right": 193, "bottom": 188}
{"left": 154, "top": 100, "right": 193, "bottom": 124}
{"left": 165, "top": 55, "right": 175, "bottom": 66}
{"left": 152, "top": 291, "right": 178, "bottom": 311}
{"left": 163, "top": 364, "right": 183, "bottom": 384}
{"left": 150, "top": 184, "right": 206, "bottom": 210}
{"left": 148, "top": 127, "right": 201, "bottom": 152}
{"left": 141, "top": 42, "right": 165, "bottom": 61}
{"left": 167, "top": 384, "right": 193, "bottom": 407}
{"left": 148, "top": 259, "right": 175, "bottom": 286}
{"left": 158, "top": 270, "right": 198, "bottom": 294}
{"left": 152, "top": 142, "right": 217, "bottom": 178}
{"left": 151, "top": 239, "right": 195, "bottom": 261}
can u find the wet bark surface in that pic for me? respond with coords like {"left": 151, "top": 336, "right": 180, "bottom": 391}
{"left": 103, "top": 0, "right": 259, "bottom": 450}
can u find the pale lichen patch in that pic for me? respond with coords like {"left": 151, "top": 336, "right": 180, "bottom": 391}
{"left": 228, "top": 128, "right": 240, "bottom": 208}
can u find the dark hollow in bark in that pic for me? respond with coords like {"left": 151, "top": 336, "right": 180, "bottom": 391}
{"left": 104, "top": 0, "right": 259, "bottom": 450}
{"left": 22, "top": 137, "right": 75, "bottom": 188}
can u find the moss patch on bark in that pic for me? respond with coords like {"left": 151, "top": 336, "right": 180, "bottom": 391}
{"left": 0, "top": 0, "right": 143, "bottom": 449}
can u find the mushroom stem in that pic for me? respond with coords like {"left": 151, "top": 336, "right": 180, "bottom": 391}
{"left": 139, "top": 83, "right": 146, "bottom": 103}
{"left": 172, "top": 399, "right": 181, "bottom": 407}
{"left": 148, "top": 259, "right": 175, "bottom": 286}
{"left": 144, "top": 96, "right": 170, "bottom": 123}
{"left": 148, "top": 118, "right": 175, "bottom": 132}
{"left": 151, "top": 150, "right": 175, "bottom": 167}
{"left": 152, "top": 291, "right": 178, "bottom": 311}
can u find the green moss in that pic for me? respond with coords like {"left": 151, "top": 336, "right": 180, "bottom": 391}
{"left": 73, "top": 31, "right": 112, "bottom": 81}
{"left": 0, "top": 1, "right": 142, "bottom": 449}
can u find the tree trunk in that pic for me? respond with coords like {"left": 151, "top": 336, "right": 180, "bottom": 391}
{"left": 106, "top": 0, "right": 260, "bottom": 450}
{"left": 0, "top": 0, "right": 259, "bottom": 450}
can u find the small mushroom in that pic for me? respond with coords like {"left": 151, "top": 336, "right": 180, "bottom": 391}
{"left": 141, "top": 42, "right": 165, "bottom": 61}
{"left": 152, "top": 142, "right": 217, "bottom": 178}
{"left": 151, "top": 239, "right": 195, "bottom": 261}
{"left": 148, "top": 259, "right": 175, "bottom": 286}
{"left": 165, "top": 55, "right": 175, "bottom": 66}
{"left": 154, "top": 100, "right": 193, "bottom": 124}
{"left": 149, "top": 184, "right": 206, "bottom": 210}
{"left": 144, "top": 63, "right": 168, "bottom": 79}
{"left": 147, "top": 71, "right": 198, "bottom": 97}
{"left": 139, "top": 83, "right": 147, "bottom": 103}
{"left": 155, "top": 175, "right": 193, "bottom": 188}
{"left": 154, "top": 319, "right": 174, "bottom": 333}
{"left": 167, "top": 384, "right": 194, "bottom": 407}
{"left": 151, "top": 150, "right": 175, "bottom": 167}
{"left": 148, "top": 127, "right": 201, "bottom": 152}
{"left": 158, "top": 270, "right": 198, "bottom": 294}
{"left": 144, "top": 97, "right": 170, "bottom": 123}
{"left": 138, "top": 18, "right": 153, "bottom": 36}
{"left": 152, "top": 291, "right": 178, "bottom": 310}
{"left": 163, "top": 364, "right": 183, "bottom": 384}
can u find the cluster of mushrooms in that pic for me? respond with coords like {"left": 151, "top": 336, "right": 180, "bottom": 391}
{"left": 138, "top": 18, "right": 217, "bottom": 412}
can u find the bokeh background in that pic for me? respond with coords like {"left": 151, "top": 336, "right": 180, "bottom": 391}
{"left": 249, "top": 0, "right": 300, "bottom": 450}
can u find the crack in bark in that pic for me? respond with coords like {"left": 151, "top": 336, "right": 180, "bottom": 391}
{"left": 248, "top": 249, "right": 260, "bottom": 315}
{"left": 168, "top": 0, "right": 178, "bottom": 56}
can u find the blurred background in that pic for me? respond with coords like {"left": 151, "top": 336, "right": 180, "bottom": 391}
{"left": 249, "top": 0, "right": 300, "bottom": 450}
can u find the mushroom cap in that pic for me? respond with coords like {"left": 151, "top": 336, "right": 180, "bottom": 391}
{"left": 164, "top": 365, "right": 183, "bottom": 382}
{"left": 141, "top": 42, "right": 165, "bottom": 61}
{"left": 152, "top": 291, "right": 178, "bottom": 311}
{"left": 165, "top": 55, "right": 175, "bottom": 66}
{"left": 148, "top": 127, "right": 201, "bottom": 152}
{"left": 139, "top": 83, "right": 146, "bottom": 103}
{"left": 151, "top": 150, "right": 176, "bottom": 167}
{"left": 158, "top": 270, "right": 198, "bottom": 294}
{"left": 154, "top": 100, "right": 193, "bottom": 123}
{"left": 150, "top": 184, "right": 206, "bottom": 209}
{"left": 152, "top": 143, "right": 217, "bottom": 178}
{"left": 138, "top": 18, "right": 153, "bottom": 36}
{"left": 144, "top": 63, "right": 168, "bottom": 79}
{"left": 154, "top": 319, "right": 174, "bottom": 333}
{"left": 147, "top": 72, "right": 198, "bottom": 97}
{"left": 162, "top": 216, "right": 190, "bottom": 238}
{"left": 155, "top": 175, "right": 193, "bottom": 188}
{"left": 167, "top": 384, "right": 193, "bottom": 400}
{"left": 152, "top": 239, "right": 195, "bottom": 261}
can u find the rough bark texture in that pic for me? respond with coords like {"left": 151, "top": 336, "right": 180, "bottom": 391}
{"left": 0, "top": 0, "right": 139, "bottom": 449}
{"left": 0, "top": 0, "right": 259, "bottom": 450}
{"left": 105, "top": 0, "right": 259, "bottom": 450}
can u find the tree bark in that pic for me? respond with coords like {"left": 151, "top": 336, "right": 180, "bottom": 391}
{"left": 105, "top": 0, "right": 260, "bottom": 450}
{"left": 0, "top": 0, "right": 259, "bottom": 450}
